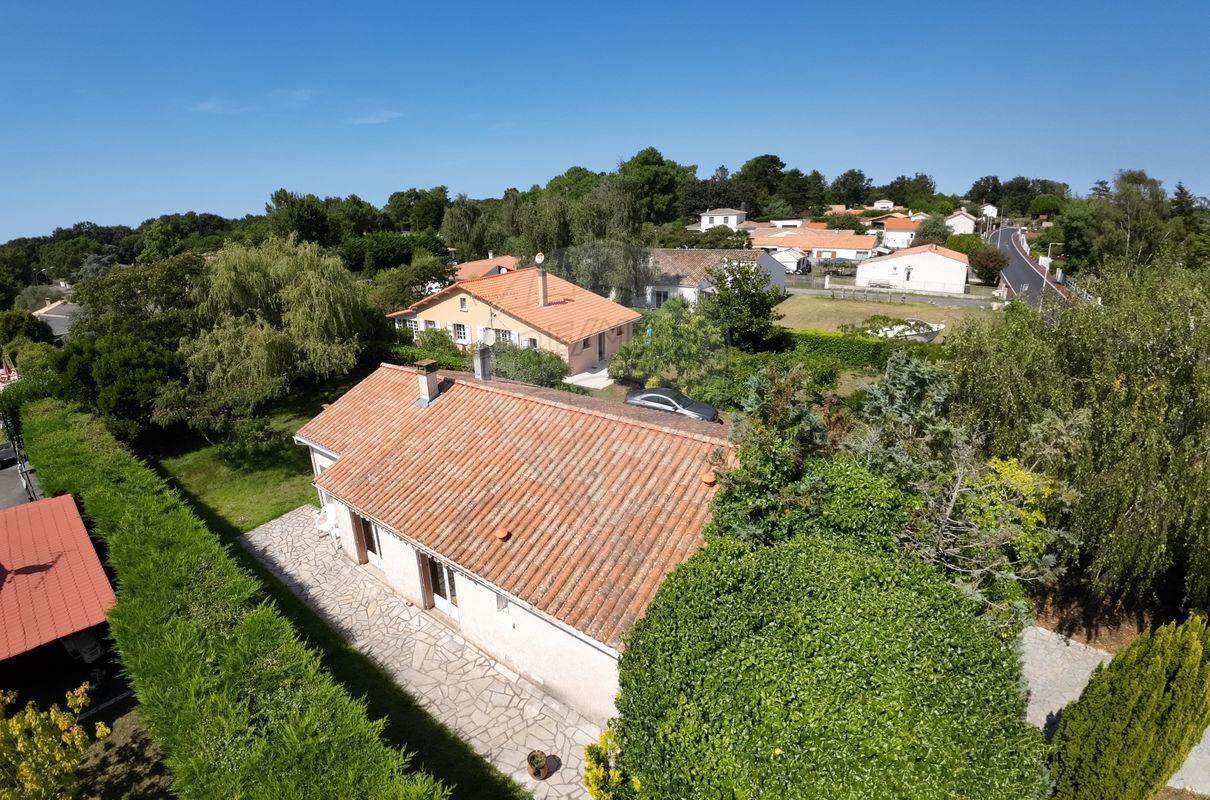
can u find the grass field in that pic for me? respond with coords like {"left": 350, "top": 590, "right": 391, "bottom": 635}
{"left": 777, "top": 294, "right": 997, "bottom": 341}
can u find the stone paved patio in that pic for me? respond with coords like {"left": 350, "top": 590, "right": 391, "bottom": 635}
{"left": 1022, "top": 625, "right": 1210, "bottom": 793}
{"left": 241, "top": 506, "right": 601, "bottom": 799}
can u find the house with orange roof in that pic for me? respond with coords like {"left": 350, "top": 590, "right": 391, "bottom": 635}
{"left": 641, "top": 248, "right": 784, "bottom": 307}
{"left": 293, "top": 362, "right": 731, "bottom": 723}
{"left": 881, "top": 217, "right": 922, "bottom": 250}
{"left": 855, "top": 243, "right": 969, "bottom": 295}
{"left": 453, "top": 253, "right": 518, "bottom": 282}
{"left": 750, "top": 228, "right": 879, "bottom": 265}
{"left": 387, "top": 267, "right": 639, "bottom": 375}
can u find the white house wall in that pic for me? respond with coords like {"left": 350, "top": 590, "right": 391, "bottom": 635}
{"left": 312, "top": 480, "right": 620, "bottom": 725}
{"left": 856, "top": 251, "right": 968, "bottom": 295}
{"left": 947, "top": 215, "right": 976, "bottom": 235}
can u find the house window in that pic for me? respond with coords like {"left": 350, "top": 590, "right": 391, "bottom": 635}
{"left": 453, "top": 323, "right": 469, "bottom": 343}
{"left": 496, "top": 592, "right": 511, "bottom": 615}
{"left": 524, "top": 337, "right": 538, "bottom": 349}
{"left": 582, "top": 338, "right": 592, "bottom": 351}
{"left": 653, "top": 290, "right": 670, "bottom": 308}
{"left": 493, "top": 328, "right": 513, "bottom": 344}
{"left": 402, "top": 319, "right": 420, "bottom": 335}
{"left": 425, "top": 320, "right": 439, "bottom": 330}
{"left": 614, "top": 327, "right": 623, "bottom": 336}
{"left": 707, "top": 216, "right": 714, "bottom": 225}
{"left": 459, "top": 297, "right": 468, "bottom": 312}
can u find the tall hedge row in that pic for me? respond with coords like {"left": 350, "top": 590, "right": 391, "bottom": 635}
{"left": 1049, "top": 615, "right": 1210, "bottom": 800}
{"left": 616, "top": 536, "right": 1046, "bottom": 800}
{"left": 21, "top": 399, "right": 448, "bottom": 800}
{"left": 785, "top": 329, "right": 891, "bottom": 370}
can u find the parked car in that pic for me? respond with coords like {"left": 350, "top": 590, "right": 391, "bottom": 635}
{"left": 0, "top": 441, "right": 16, "bottom": 468}
{"left": 624, "top": 388, "right": 720, "bottom": 422}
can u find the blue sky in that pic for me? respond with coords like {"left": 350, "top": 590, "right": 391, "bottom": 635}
{"left": 1, "top": 0, "right": 1207, "bottom": 240}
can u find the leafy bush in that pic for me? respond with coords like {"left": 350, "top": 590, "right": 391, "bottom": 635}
{"left": 1049, "top": 614, "right": 1210, "bottom": 800}
{"left": 785, "top": 328, "right": 891, "bottom": 370}
{"left": 583, "top": 728, "right": 633, "bottom": 800}
{"left": 616, "top": 536, "right": 1046, "bottom": 800}
{"left": 946, "top": 233, "right": 986, "bottom": 256}
{"left": 970, "top": 246, "right": 1009, "bottom": 284}
{"left": 490, "top": 342, "right": 569, "bottom": 388}
{"left": 21, "top": 399, "right": 448, "bottom": 800}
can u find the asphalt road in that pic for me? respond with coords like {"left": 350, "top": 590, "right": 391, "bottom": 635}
{"left": 987, "top": 226, "right": 1064, "bottom": 308}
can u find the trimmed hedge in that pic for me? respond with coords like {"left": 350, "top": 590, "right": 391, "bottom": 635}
{"left": 786, "top": 328, "right": 891, "bottom": 370}
{"left": 21, "top": 399, "right": 448, "bottom": 800}
{"left": 616, "top": 536, "right": 1046, "bottom": 800}
{"left": 1049, "top": 614, "right": 1210, "bottom": 800}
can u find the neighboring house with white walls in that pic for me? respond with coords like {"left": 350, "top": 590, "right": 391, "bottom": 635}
{"left": 872, "top": 199, "right": 895, "bottom": 210}
{"left": 698, "top": 208, "right": 747, "bottom": 231}
{"left": 855, "top": 243, "right": 969, "bottom": 295}
{"left": 751, "top": 229, "right": 878, "bottom": 263}
{"left": 293, "top": 363, "right": 730, "bottom": 724}
{"left": 387, "top": 267, "right": 638, "bottom": 375}
{"left": 908, "top": 211, "right": 932, "bottom": 222}
{"left": 981, "top": 203, "right": 1000, "bottom": 219}
{"left": 640, "top": 248, "right": 785, "bottom": 308}
{"left": 881, "top": 217, "right": 921, "bottom": 250}
{"left": 945, "top": 209, "right": 978, "bottom": 235}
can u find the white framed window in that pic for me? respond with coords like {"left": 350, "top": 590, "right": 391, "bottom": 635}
{"left": 524, "top": 337, "right": 538, "bottom": 349}
{"left": 402, "top": 319, "right": 420, "bottom": 335}
{"left": 425, "top": 320, "right": 439, "bottom": 330}
{"left": 459, "top": 297, "right": 468, "bottom": 312}
{"left": 653, "top": 290, "right": 670, "bottom": 308}
{"left": 453, "top": 323, "right": 469, "bottom": 343}
{"left": 493, "top": 328, "right": 514, "bottom": 344}
{"left": 707, "top": 216, "right": 714, "bottom": 225}
{"left": 496, "top": 592, "right": 511, "bottom": 615}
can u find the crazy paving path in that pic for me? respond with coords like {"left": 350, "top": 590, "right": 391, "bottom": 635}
{"left": 242, "top": 506, "right": 601, "bottom": 799}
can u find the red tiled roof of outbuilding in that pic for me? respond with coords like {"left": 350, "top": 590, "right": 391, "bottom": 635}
{"left": 0, "top": 495, "right": 114, "bottom": 661}
{"left": 296, "top": 365, "right": 730, "bottom": 649}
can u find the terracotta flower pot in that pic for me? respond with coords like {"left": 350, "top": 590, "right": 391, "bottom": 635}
{"left": 527, "top": 750, "right": 549, "bottom": 780}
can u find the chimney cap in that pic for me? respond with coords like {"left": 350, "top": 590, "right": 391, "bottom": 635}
{"left": 494, "top": 526, "right": 511, "bottom": 542}
{"left": 699, "top": 466, "right": 717, "bottom": 486}
{"left": 415, "top": 359, "right": 438, "bottom": 374}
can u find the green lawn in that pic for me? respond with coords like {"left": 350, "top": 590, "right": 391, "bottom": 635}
{"left": 152, "top": 383, "right": 531, "bottom": 800}
{"left": 777, "top": 294, "right": 997, "bottom": 342}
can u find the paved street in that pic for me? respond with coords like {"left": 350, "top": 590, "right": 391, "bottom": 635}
{"left": 242, "top": 506, "right": 600, "bottom": 799}
{"left": 1022, "top": 626, "right": 1210, "bottom": 793}
{"left": 988, "top": 227, "right": 1066, "bottom": 308}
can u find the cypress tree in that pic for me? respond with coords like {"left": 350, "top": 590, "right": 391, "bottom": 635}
{"left": 1050, "top": 615, "right": 1210, "bottom": 800}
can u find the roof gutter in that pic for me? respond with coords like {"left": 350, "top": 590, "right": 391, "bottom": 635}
{"left": 292, "top": 435, "right": 340, "bottom": 461}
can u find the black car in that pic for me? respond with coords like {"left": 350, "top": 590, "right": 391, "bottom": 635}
{"left": 0, "top": 441, "right": 16, "bottom": 468}
{"left": 624, "top": 387, "right": 720, "bottom": 423}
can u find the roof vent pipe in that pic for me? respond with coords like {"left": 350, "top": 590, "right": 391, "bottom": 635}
{"left": 415, "top": 360, "right": 440, "bottom": 407}
{"left": 473, "top": 342, "right": 493, "bottom": 381}
{"left": 535, "top": 252, "right": 547, "bottom": 307}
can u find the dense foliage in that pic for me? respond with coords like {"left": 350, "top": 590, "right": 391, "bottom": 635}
{"left": 615, "top": 536, "right": 1046, "bottom": 800}
{"left": 21, "top": 399, "right": 447, "bottom": 800}
{"left": 489, "top": 342, "right": 570, "bottom": 388}
{"left": 949, "top": 263, "right": 1210, "bottom": 608}
{"left": 1, "top": 684, "right": 108, "bottom": 800}
{"left": 1049, "top": 615, "right": 1210, "bottom": 800}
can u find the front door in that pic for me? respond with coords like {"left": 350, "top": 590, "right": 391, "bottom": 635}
{"left": 426, "top": 556, "right": 459, "bottom": 618}
{"left": 358, "top": 515, "right": 382, "bottom": 567}
{"left": 597, "top": 332, "right": 605, "bottom": 362}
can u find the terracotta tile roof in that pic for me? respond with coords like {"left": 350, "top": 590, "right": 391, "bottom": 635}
{"left": 649, "top": 248, "right": 760, "bottom": 287}
{"left": 395, "top": 268, "right": 640, "bottom": 344}
{"left": 884, "top": 217, "right": 922, "bottom": 230}
{"left": 860, "top": 243, "right": 970, "bottom": 265}
{"left": 802, "top": 221, "right": 828, "bottom": 229}
{"left": 296, "top": 366, "right": 730, "bottom": 649}
{"left": 454, "top": 255, "right": 519, "bottom": 282}
{"left": 0, "top": 495, "right": 114, "bottom": 661}
{"left": 751, "top": 230, "right": 878, "bottom": 251}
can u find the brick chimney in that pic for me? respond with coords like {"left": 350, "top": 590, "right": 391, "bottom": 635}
{"left": 537, "top": 268, "right": 547, "bottom": 307}
{"left": 415, "top": 360, "right": 439, "bottom": 407}
{"left": 472, "top": 343, "right": 492, "bottom": 380}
